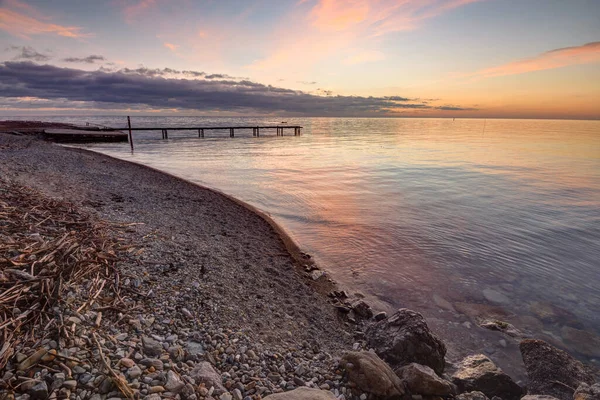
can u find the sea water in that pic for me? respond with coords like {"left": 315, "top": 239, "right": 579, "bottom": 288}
{"left": 12, "top": 115, "right": 600, "bottom": 368}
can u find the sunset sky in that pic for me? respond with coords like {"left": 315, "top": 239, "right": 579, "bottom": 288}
{"left": 0, "top": 0, "right": 599, "bottom": 119}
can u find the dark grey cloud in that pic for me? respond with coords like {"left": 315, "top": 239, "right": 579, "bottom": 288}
{"left": 436, "top": 105, "right": 476, "bottom": 111}
{"left": 63, "top": 55, "right": 106, "bottom": 64}
{"left": 9, "top": 46, "right": 51, "bottom": 62}
{"left": 0, "top": 61, "right": 473, "bottom": 115}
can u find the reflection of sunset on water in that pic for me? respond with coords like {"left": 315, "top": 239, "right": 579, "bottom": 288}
{"left": 74, "top": 115, "right": 600, "bottom": 373}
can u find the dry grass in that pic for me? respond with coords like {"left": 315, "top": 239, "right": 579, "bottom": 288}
{"left": 0, "top": 177, "right": 132, "bottom": 370}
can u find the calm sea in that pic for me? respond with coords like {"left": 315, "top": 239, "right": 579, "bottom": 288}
{"left": 13, "top": 116, "right": 600, "bottom": 367}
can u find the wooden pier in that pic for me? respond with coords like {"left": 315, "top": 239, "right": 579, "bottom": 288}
{"left": 125, "top": 125, "right": 303, "bottom": 139}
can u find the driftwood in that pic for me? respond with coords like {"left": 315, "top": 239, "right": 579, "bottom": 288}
{"left": 0, "top": 178, "right": 134, "bottom": 370}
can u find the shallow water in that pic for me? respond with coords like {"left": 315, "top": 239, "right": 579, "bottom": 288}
{"left": 13, "top": 115, "right": 600, "bottom": 365}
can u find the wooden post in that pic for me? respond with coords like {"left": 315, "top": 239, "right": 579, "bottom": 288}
{"left": 127, "top": 116, "right": 134, "bottom": 152}
{"left": 257, "top": 127, "right": 260, "bottom": 137}
{"left": 199, "top": 128, "right": 204, "bottom": 138}
{"left": 165, "top": 129, "right": 168, "bottom": 139}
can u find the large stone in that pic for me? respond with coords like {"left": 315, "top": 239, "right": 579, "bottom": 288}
{"left": 519, "top": 339, "right": 595, "bottom": 400}
{"left": 189, "top": 361, "right": 226, "bottom": 395}
{"left": 574, "top": 383, "right": 600, "bottom": 400}
{"left": 396, "top": 362, "right": 453, "bottom": 396}
{"left": 263, "top": 387, "right": 337, "bottom": 399}
{"left": 142, "top": 336, "right": 163, "bottom": 357}
{"left": 455, "top": 392, "right": 489, "bottom": 400}
{"left": 365, "top": 308, "right": 446, "bottom": 375}
{"left": 165, "top": 370, "right": 185, "bottom": 393}
{"left": 340, "top": 351, "right": 405, "bottom": 399}
{"left": 451, "top": 354, "right": 522, "bottom": 400}
{"left": 521, "top": 396, "right": 561, "bottom": 400}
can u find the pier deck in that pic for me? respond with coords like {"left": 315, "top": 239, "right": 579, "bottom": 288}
{"left": 120, "top": 125, "right": 303, "bottom": 138}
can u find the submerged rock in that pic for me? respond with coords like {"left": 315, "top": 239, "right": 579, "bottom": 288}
{"left": 482, "top": 288, "right": 511, "bottom": 305}
{"left": 396, "top": 362, "right": 454, "bottom": 396}
{"left": 263, "top": 387, "right": 337, "bottom": 399}
{"left": 365, "top": 308, "right": 446, "bottom": 374}
{"left": 519, "top": 339, "right": 595, "bottom": 400}
{"left": 559, "top": 326, "right": 600, "bottom": 358}
{"left": 451, "top": 354, "right": 522, "bottom": 400}
{"left": 340, "top": 351, "right": 405, "bottom": 399}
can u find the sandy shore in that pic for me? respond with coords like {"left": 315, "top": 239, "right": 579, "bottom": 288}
{"left": 0, "top": 132, "right": 353, "bottom": 351}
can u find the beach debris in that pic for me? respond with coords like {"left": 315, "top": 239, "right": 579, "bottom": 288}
{"left": 0, "top": 177, "right": 131, "bottom": 368}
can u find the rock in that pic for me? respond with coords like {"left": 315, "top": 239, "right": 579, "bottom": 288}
{"left": 128, "top": 366, "right": 142, "bottom": 379}
{"left": 142, "top": 336, "right": 163, "bottom": 357}
{"left": 120, "top": 357, "right": 135, "bottom": 368}
{"left": 139, "top": 358, "right": 163, "bottom": 370}
{"left": 189, "top": 361, "right": 226, "bottom": 395}
{"left": 220, "top": 393, "right": 233, "bottom": 400}
{"left": 352, "top": 300, "right": 373, "bottom": 319}
{"left": 529, "top": 302, "right": 581, "bottom": 327}
{"left": 365, "top": 308, "right": 446, "bottom": 375}
{"left": 479, "top": 320, "right": 521, "bottom": 337}
{"left": 263, "top": 387, "right": 337, "bottom": 399}
{"left": 148, "top": 386, "right": 165, "bottom": 394}
{"left": 396, "top": 363, "right": 454, "bottom": 396}
{"left": 186, "top": 341, "right": 204, "bottom": 360}
{"left": 519, "top": 339, "right": 595, "bottom": 400}
{"left": 559, "top": 326, "right": 600, "bottom": 357}
{"left": 482, "top": 288, "right": 511, "bottom": 305}
{"left": 169, "top": 345, "right": 185, "bottom": 362}
{"left": 521, "top": 396, "right": 561, "bottom": 400}
{"left": 62, "top": 380, "right": 77, "bottom": 390}
{"left": 232, "top": 388, "right": 243, "bottom": 400}
{"left": 455, "top": 392, "right": 490, "bottom": 400}
{"left": 574, "top": 383, "right": 600, "bottom": 400}
{"left": 454, "top": 302, "right": 510, "bottom": 322}
{"left": 374, "top": 312, "right": 387, "bottom": 321}
{"left": 433, "top": 294, "right": 456, "bottom": 312}
{"left": 310, "top": 270, "right": 325, "bottom": 280}
{"left": 340, "top": 351, "right": 405, "bottom": 399}
{"left": 29, "top": 381, "right": 48, "bottom": 399}
{"left": 165, "top": 371, "right": 185, "bottom": 393}
{"left": 451, "top": 354, "right": 522, "bottom": 400}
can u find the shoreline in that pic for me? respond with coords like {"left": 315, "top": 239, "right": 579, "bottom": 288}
{"left": 2, "top": 129, "right": 599, "bottom": 400}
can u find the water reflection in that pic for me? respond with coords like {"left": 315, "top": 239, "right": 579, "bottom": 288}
{"left": 55, "top": 116, "right": 600, "bottom": 371}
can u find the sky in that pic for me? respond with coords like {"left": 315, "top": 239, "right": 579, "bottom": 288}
{"left": 0, "top": 0, "right": 599, "bottom": 119}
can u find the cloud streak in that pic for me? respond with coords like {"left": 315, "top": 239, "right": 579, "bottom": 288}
{"left": 0, "top": 0, "right": 90, "bottom": 39}
{"left": 477, "top": 41, "right": 600, "bottom": 78}
{"left": 0, "top": 61, "right": 473, "bottom": 115}
{"left": 9, "top": 46, "right": 51, "bottom": 62}
{"left": 63, "top": 55, "right": 106, "bottom": 64}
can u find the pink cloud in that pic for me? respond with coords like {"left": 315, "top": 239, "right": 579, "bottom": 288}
{"left": 478, "top": 41, "right": 600, "bottom": 78}
{"left": 0, "top": 0, "right": 90, "bottom": 39}
{"left": 247, "top": 0, "right": 482, "bottom": 73}
{"left": 164, "top": 42, "right": 179, "bottom": 51}
{"left": 121, "top": 0, "right": 158, "bottom": 23}
{"left": 305, "top": 0, "right": 483, "bottom": 36}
